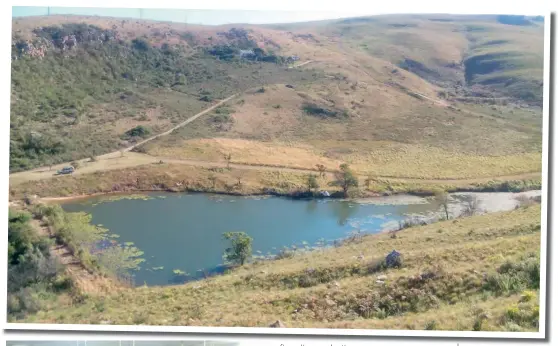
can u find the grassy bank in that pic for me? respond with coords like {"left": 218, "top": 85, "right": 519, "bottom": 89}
{"left": 14, "top": 204, "right": 541, "bottom": 331}
{"left": 10, "top": 161, "right": 541, "bottom": 203}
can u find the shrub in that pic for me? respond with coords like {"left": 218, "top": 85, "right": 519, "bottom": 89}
{"left": 484, "top": 256, "right": 540, "bottom": 295}
{"left": 122, "top": 125, "right": 151, "bottom": 140}
{"left": 306, "top": 174, "right": 319, "bottom": 191}
{"left": 275, "top": 247, "right": 296, "bottom": 260}
{"left": 520, "top": 290, "right": 537, "bottom": 302}
{"left": 210, "top": 113, "right": 233, "bottom": 124}
{"left": 424, "top": 320, "right": 438, "bottom": 330}
{"left": 131, "top": 38, "right": 150, "bottom": 51}
{"left": 302, "top": 102, "right": 338, "bottom": 118}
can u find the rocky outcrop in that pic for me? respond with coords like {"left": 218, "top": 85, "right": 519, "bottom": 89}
{"left": 14, "top": 24, "right": 122, "bottom": 59}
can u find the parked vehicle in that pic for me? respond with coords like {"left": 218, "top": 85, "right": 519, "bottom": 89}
{"left": 56, "top": 166, "right": 75, "bottom": 175}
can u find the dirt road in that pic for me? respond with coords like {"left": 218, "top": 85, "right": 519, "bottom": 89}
{"left": 9, "top": 149, "right": 541, "bottom": 188}
{"left": 123, "top": 94, "right": 238, "bottom": 152}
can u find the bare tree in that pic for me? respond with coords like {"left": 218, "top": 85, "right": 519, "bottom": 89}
{"left": 234, "top": 170, "right": 245, "bottom": 188}
{"left": 316, "top": 164, "right": 327, "bottom": 178}
{"left": 224, "top": 153, "right": 232, "bottom": 169}
{"left": 435, "top": 190, "right": 451, "bottom": 220}
{"left": 461, "top": 195, "right": 480, "bottom": 217}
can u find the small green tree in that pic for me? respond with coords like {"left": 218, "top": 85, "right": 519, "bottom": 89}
{"left": 222, "top": 232, "right": 253, "bottom": 266}
{"left": 330, "top": 164, "right": 359, "bottom": 198}
{"left": 306, "top": 174, "right": 319, "bottom": 192}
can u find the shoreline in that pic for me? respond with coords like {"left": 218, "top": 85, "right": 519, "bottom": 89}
{"left": 35, "top": 183, "right": 543, "bottom": 204}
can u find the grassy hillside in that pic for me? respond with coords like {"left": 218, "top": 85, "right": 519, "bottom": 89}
{"left": 10, "top": 14, "right": 544, "bottom": 175}
{"left": 10, "top": 19, "right": 323, "bottom": 172}
{"left": 12, "top": 204, "right": 541, "bottom": 332}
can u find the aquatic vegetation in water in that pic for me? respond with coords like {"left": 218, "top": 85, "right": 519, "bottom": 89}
{"left": 171, "top": 269, "right": 191, "bottom": 284}
{"left": 90, "top": 194, "right": 154, "bottom": 206}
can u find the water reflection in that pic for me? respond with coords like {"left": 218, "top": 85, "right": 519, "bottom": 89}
{"left": 330, "top": 201, "right": 360, "bottom": 226}
{"left": 305, "top": 199, "right": 318, "bottom": 214}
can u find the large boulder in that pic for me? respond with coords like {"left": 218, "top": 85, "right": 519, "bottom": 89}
{"left": 385, "top": 250, "right": 402, "bottom": 268}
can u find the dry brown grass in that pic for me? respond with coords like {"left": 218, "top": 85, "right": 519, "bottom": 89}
{"left": 148, "top": 138, "right": 541, "bottom": 180}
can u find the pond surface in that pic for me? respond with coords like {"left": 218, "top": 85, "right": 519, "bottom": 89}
{"left": 62, "top": 190, "right": 540, "bottom": 286}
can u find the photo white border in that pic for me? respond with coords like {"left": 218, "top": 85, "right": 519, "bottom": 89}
{"left": 2, "top": 0, "right": 552, "bottom": 340}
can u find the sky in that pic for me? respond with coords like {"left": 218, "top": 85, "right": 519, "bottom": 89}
{"left": 12, "top": 7, "right": 364, "bottom": 25}
{"left": 11, "top": 0, "right": 549, "bottom": 26}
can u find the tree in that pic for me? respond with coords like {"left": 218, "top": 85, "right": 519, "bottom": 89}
{"left": 222, "top": 232, "right": 253, "bottom": 266}
{"left": 434, "top": 190, "right": 451, "bottom": 220}
{"left": 330, "top": 164, "right": 359, "bottom": 198}
{"left": 306, "top": 174, "right": 319, "bottom": 192}
{"left": 224, "top": 153, "right": 232, "bottom": 169}
{"left": 316, "top": 164, "right": 327, "bottom": 178}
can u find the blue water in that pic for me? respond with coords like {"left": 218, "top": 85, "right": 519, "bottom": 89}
{"left": 63, "top": 192, "right": 438, "bottom": 286}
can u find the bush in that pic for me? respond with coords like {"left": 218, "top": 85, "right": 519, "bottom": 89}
{"left": 302, "top": 102, "right": 338, "bottom": 118}
{"left": 484, "top": 256, "right": 540, "bottom": 295}
{"left": 131, "top": 38, "right": 151, "bottom": 51}
{"left": 122, "top": 125, "right": 151, "bottom": 140}
{"left": 424, "top": 320, "right": 438, "bottom": 330}
{"left": 8, "top": 208, "right": 69, "bottom": 319}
